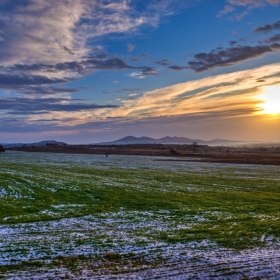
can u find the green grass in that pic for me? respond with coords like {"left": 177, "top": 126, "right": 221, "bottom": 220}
{"left": 0, "top": 152, "right": 280, "bottom": 250}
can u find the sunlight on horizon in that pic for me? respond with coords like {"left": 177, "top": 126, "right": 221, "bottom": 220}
{"left": 258, "top": 86, "right": 280, "bottom": 115}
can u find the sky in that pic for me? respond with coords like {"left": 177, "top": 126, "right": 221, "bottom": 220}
{"left": 1, "top": 0, "right": 280, "bottom": 144}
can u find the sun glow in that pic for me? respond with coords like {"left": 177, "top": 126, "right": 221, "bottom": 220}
{"left": 258, "top": 86, "right": 280, "bottom": 115}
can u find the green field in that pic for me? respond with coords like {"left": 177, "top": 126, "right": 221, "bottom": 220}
{"left": 1, "top": 151, "right": 280, "bottom": 278}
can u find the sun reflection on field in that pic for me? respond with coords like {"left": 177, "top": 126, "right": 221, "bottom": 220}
{"left": 258, "top": 86, "right": 280, "bottom": 115}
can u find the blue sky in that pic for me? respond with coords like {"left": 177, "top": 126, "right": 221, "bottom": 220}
{"left": 1, "top": 0, "right": 280, "bottom": 143}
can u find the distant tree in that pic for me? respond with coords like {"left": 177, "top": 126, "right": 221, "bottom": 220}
{"left": 0, "top": 144, "right": 5, "bottom": 152}
{"left": 192, "top": 141, "right": 198, "bottom": 152}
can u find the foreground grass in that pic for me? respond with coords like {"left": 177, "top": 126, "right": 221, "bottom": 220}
{"left": 1, "top": 151, "right": 279, "bottom": 251}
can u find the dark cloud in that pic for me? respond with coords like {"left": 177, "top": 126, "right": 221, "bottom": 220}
{"left": 188, "top": 44, "right": 275, "bottom": 72}
{"left": 131, "top": 54, "right": 149, "bottom": 62}
{"left": 63, "top": 46, "right": 75, "bottom": 55}
{"left": 85, "top": 57, "right": 133, "bottom": 70}
{"left": 0, "top": 97, "right": 119, "bottom": 115}
{"left": 155, "top": 59, "right": 172, "bottom": 66}
{"left": 11, "top": 57, "right": 134, "bottom": 76}
{"left": 142, "top": 66, "right": 158, "bottom": 76}
{"left": 168, "top": 65, "right": 188, "bottom": 71}
{"left": 83, "top": 53, "right": 108, "bottom": 59}
{"left": 19, "top": 86, "right": 86, "bottom": 96}
{"left": 255, "top": 20, "right": 280, "bottom": 33}
{"left": 259, "top": 33, "right": 280, "bottom": 43}
{"left": 55, "top": 61, "right": 86, "bottom": 73}
{"left": 270, "top": 42, "right": 280, "bottom": 49}
{"left": 11, "top": 64, "right": 54, "bottom": 72}
{"left": 0, "top": 73, "right": 71, "bottom": 88}
{"left": 229, "top": 40, "right": 238, "bottom": 46}
{"left": 130, "top": 67, "right": 158, "bottom": 78}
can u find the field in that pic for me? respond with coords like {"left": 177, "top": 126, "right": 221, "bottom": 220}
{"left": 1, "top": 151, "right": 280, "bottom": 279}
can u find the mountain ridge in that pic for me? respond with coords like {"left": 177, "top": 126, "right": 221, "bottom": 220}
{"left": 95, "top": 136, "right": 242, "bottom": 146}
{"left": 1, "top": 140, "right": 66, "bottom": 148}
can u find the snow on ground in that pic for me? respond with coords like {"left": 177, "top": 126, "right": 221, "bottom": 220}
{"left": 1, "top": 151, "right": 280, "bottom": 278}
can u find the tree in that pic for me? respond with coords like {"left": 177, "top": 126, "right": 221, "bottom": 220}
{"left": 0, "top": 144, "right": 5, "bottom": 152}
{"left": 192, "top": 141, "right": 198, "bottom": 152}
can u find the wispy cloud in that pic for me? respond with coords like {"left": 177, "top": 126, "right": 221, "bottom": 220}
{"left": 108, "top": 62, "right": 280, "bottom": 120}
{"left": 1, "top": 62, "right": 280, "bottom": 141}
{"left": 0, "top": 0, "right": 180, "bottom": 97}
{"left": 218, "top": 0, "right": 280, "bottom": 19}
{"left": 0, "top": 0, "right": 156, "bottom": 66}
{"left": 117, "top": 88, "right": 141, "bottom": 92}
{"left": 130, "top": 67, "right": 159, "bottom": 79}
{"left": 217, "top": 5, "right": 235, "bottom": 17}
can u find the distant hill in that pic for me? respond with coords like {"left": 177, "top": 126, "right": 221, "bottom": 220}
{"left": 96, "top": 136, "right": 242, "bottom": 146}
{"left": 2, "top": 140, "right": 66, "bottom": 148}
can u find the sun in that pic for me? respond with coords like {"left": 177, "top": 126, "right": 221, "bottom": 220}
{"left": 258, "top": 86, "right": 280, "bottom": 115}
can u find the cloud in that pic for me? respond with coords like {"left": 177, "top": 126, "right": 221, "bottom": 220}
{"left": 227, "top": 0, "right": 265, "bottom": 7}
{"left": 155, "top": 59, "right": 172, "bottom": 66}
{"left": 0, "top": 0, "right": 180, "bottom": 89}
{"left": 18, "top": 86, "right": 86, "bottom": 96}
{"left": 140, "top": 54, "right": 149, "bottom": 58}
{"left": 10, "top": 56, "right": 134, "bottom": 75}
{"left": 131, "top": 54, "right": 149, "bottom": 62}
{"left": 107, "top": 62, "right": 280, "bottom": 123}
{"left": 0, "top": 0, "right": 187, "bottom": 68}
{"left": 255, "top": 20, "right": 280, "bottom": 33}
{"left": 218, "top": 0, "right": 280, "bottom": 19}
{"left": 117, "top": 88, "right": 141, "bottom": 92}
{"left": 130, "top": 67, "right": 158, "bottom": 79}
{"left": 0, "top": 0, "right": 159, "bottom": 66}
{"left": 259, "top": 34, "right": 280, "bottom": 43}
{"left": 0, "top": 73, "right": 71, "bottom": 88}
{"left": 267, "top": 0, "right": 280, "bottom": 4}
{"left": 0, "top": 56, "right": 142, "bottom": 95}
{"left": 127, "top": 44, "right": 135, "bottom": 52}
{"left": 1, "top": 97, "right": 119, "bottom": 115}
{"left": 229, "top": 40, "right": 238, "bottom": 46}
{"left": 2, "top": 62, "right": 280, "bottom": 141}
{"left": 217, "top": 5, "right": 235, "bottom": 17}
{"left": 188, "top": 44, "right": 278, "bottom": 72}
{"left": 168, "top": 65, "right": 188, "bottom": 71}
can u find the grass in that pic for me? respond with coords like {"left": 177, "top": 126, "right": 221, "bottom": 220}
{"left": 0, "top": 152, "right": 280, "bottom": 249}
{"left": 0, "top": 151, "right": 280, "bottom": 277}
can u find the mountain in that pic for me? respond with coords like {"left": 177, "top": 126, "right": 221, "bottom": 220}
{"left": 96, "top": 136, "right": 241, "bottom": 146}
{"left": 113, "top": 136, "right": 155, "bottom": 144}
{"left": 2, "top": 140, "right": 66, "bottom": 148}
